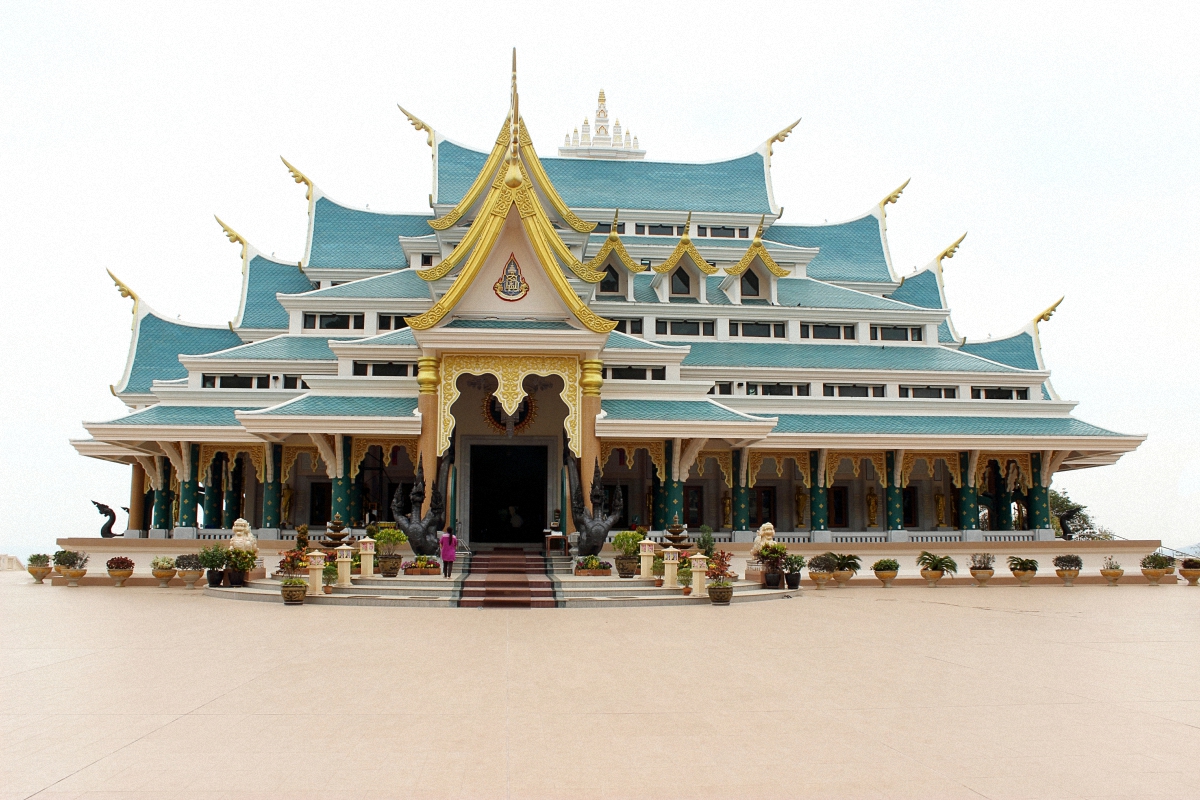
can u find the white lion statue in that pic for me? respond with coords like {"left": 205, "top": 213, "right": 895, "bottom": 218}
{"left": 750, "top": 522, "right": 776, "bottom": 560}
{"left": 228, "top": 518, "right": 257, "bottom": 551}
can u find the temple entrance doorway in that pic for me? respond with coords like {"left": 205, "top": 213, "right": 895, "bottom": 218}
{"left": 468, "top": 444, "right": 547, "bottom": 545}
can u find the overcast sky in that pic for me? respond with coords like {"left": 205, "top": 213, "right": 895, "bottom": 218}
{"left": 2, "top": 1, "right": 1197, "bottom": 558}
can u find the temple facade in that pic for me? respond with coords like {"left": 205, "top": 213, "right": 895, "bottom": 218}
{"left": 73, "top": 66, "right": 1143, "bottom": 548}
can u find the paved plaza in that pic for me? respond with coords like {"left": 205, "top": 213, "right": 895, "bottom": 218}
{"left": 2, "top": 571, "right": 1197, "bottom": 799}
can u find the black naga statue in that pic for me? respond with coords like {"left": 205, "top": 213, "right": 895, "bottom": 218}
{"left": 92, "top": 500, "right": 119, "bottom": 538}
{"left": 565, "top": 451, "right": 623, "bottom": 557}
{"left": 391, "top": 449, "right": 454, "bottom": 556}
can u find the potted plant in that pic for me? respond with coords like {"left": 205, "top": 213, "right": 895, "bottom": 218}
{"left": 807, "top": 553, "right": 837, "bottom": 589}
{"left": 1007, "top": 556, "right": 1039, "bottom": 587}
{"left": 696, "top": 525, "right": 716, "bottom": 558}
{"left": 678, "top": 562, "right": 693, "bottom": 595}
{"left": 1140, "top": 553, "right": 1171, "bottom": 585}
{"left": 574, "top": 555, "right": 612, "bottom": 576}
{"left": 612, "top": 530, "right": 643, "bottom": 579}
{"left": 651, "top": 554, "right": 665, "bottom": 587}
{"left": 198, "top": 544, "right": 227, "bottom": 587}
{"left": 706, "top": 550, "right": 735, "bottom": 605}
{"left": 1100, "top": 555, "right": 1123, "bottom": 586}
{"left": 402, "top": 555, "right": 440, "bottom": 575}
{"left": 27, "top": 554, "right": 52, "bottom": 584}
{"left": 150, "top": 555, "right": 177, "bottom": 587}
{"left": 52, "top": 549, "right": 73, "bottom": 575}
{"left": 59, "top": 551, "right": 89, "bottom": 586}
{"left": 969, "top": 553, "right": 995, "bottom": 586}
{"left": 294, "top": 523, "right": 310, "bottom": 552}
{"left": 374, "top": 528, "right": 407, "bottom": 577}
{"left": 1053, "top": 554, "right": 1083, "bottom": 586}
{"left": 828, "top": 552, "right": 862, "bottom": 588}
{"left": 784, "top": 554, "right": 806, "bottom": 590}
{"left": 322, "top": 561, "right": 338, "bottom": 593}
{"left": 175, "top": 554, "right": 204, "bottom": 588}
{"left": 225, "top": 547, "right": 257, "bottom": 587}
{"left": 759, "top": 541, "right": 789, "bottom": 589}
{"left": 277, "top": 549, "right": 308, "bottom": 604}
{"left": 106, "top": 556, "right": 135, "bottom": 587}
{"left": 1179, "top": 558, "right": 1200, "bottom": 586}
{"left": 872, "top": 558, "right": 900, "bottom": 588}
{"left": 916, "top": 551, "right": 957, "bottom": 587}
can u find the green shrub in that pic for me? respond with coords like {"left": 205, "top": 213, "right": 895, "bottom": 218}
{"left": 612, "top": 530, "right": 644, "bottom": 558}
{"left": 872, "top": 558, "right": 900, "bottom": 572}
{"left": 678, "top": 564, "right": 692, "bottom": 587}
{"left": 696, "top": 525, "right": 715, "bottom": 558}
{"left": 374, "top": 528, "right": 408, "bottom": 556}
{"left": 225, "top": 548, "right": 258, "bottom": 572}
{"left": 916, "top": 551, "right": 958, "bottom": 575}
{"left": 150, "top": 555, "right": 176, "bottom": 570}
{"left": 758, "top": 541, "right": 789, "bottom": 572}
{"left": 783, "top": 554, "right": 807, "bottom": 573}
{"left": 1140, "top": 553, "right": 1172, "bottom": 570}
{"left": 1052, "top": 554, "right": 1082, "bottom": 570}
{"left": 1182, "top": 558, "right": 1200, "bottom": 569}
{"left": 808, "top": 554, "right": 837, "bottom": 573}
{"left": 281, "top": 577, "right": 308, "bottom": 587}
{"left": 322, "top": 561, "right": 338, "bottom": 585}
{"left": 651, "top": 555, "right": 665, "bottom": 577}
{"left": 1007, "top": 556, "right": 1039, "bottom": 573}
{"left": 175, "top": 554, "right": 202, "bottom": 570}
{"left": 198, "top": 545, "right": 227, "bottom": 570}
{"left": 826, "top": 552, "right": 862, "bottom": 573}
{"left": 28, "top": 554, "right": 50, "bottom": 567}
{"left": 969, "top": 553, "right": 995, "bottom": 570}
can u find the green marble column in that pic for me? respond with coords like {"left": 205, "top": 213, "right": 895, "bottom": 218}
{"left": 261, "top": 444, "right": 282, "bottom": 528}
{"left": 223, "top": 455, "right": 242, "bottom": 528}
{"left": 957, "top": 452, "right": 980, "bottom": 530}
{"left": 178, "top": 445, "right": 200, "bottom": 528}
{"left": 652, "top": 475, "right": 666, "bottom": 530}
{"left": 885, "top": 451, "right": 904, "bottom": 530}
{"left": 152, "top": 458, "right": 172, "bottom": 530}
{"left": 809, "top": 451, "right": 828, "bottom": 531}
{"left": 732, "top": 450, "right": 750, "bottom": 531}
{"left": 1029, "top": 452, "right": 1051, "bottom": 529}
{"left": 331, "top": 436, "right": 351, "bottom": 525}
{"left": 202, "top": 453, "right": 222, "bottom": 528}
{"left": 349, "top": 470, "right": 364, "bottom": 527}
{"left": 996, "top": 476, "right": 1015, "bottom": 530}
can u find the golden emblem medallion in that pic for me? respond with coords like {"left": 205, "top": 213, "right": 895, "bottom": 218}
{"left": 493, "top": 253, "right": 529, "bottom": 301}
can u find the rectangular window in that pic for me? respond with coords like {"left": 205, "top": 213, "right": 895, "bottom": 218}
{"left": 812, "top": 324, "right": 842, "bottom": 339}
{"left": 709, "top": 226, "right": 736, "bottom": 238}
{"left": 353, "top": 314, "right": 364, "bottom": 330}
{"left": 255, "top": 376, "right": 270, "bottom": 389}
{"left": 283, "top": 376, "right": 300, "bottom": 389}
{"left": 635, "top": 224, "right": 646, "bottom": 235}
{"left": 671, "top": 320, "right": 699, "bottom": 335}
{"left": 911, "top": 327, "right": 923, "bottom": 342}
{"left": 973, "top": 387, "right": 1030, "bottom": 400}
{"left": 696, "top": 226, "right": 707, "bottom": 236}
{"left": 873, "top": 385, "right": 886, "bottom": 397}
{"left": 378, "top": 314, "right": 392, "bottom": 330}
{"left": 902, "top": 486, "right": 919, "bottom": 528}
{"left": 702, "top": 321, "right": 715, "bottom": 336}
{"left": 800, "top": 324, "right": 810, "bottom": 338}
{"left": 647, "top": 224, "right": 674, "bottom": 236}
{"left": 202, "top": 374, "right": 216, "bottom": 388}
{"left": 218, "top": 375, "right": 255, "bottom": 389}
{"left": 738, "top": 227, "right": 750, "bottom": 238}
{"left": 747, "top": 383, "right": 758, "bottom": 395}
{"left": 829, "top": 486, "right": 849, "bottom": 528}
{"left": 729, "top": 322, "right": 738, "bottom": 336}
{"left": 717, "top": 382, "right": 732, "bottom": 395}
{"left": 655, "top": 319, "right": 667, "bottom": 335}
{"left": 353, "top": 362, "right": 369, "bottom": 376}
{"left": 912, "top": 387, "right": 943, "bottom": 399}
{"left": 871, "top": 325, "right": 909, "bottom": 341}
{"left": 844, "top": 325, "right": 856, "bottom": 340}
{"left": 741, "top": 322, "right": 772, "bottom": 338}
{"left": 303, "top": 313, "right": 316, "bottom": 330}
{"left": 761, "top": 384, "right": 794, "bottom": 396}
{"left": 824, "top": 384, "right": 885, "bottom": 398}
{"left": 650, "top": 367, "right": 666, "bottom": 381}
{"left": 610, "top": 366, "right": 646, "bottom": 380}
{"left": 629, "top": 319, "right": 643, "bottom": 334}
{"left": 371, "top": 363, "right": 407, "bottom": 376}
{"left": 420, "top": 254, "right": 434, "bottom": 267}
{"left": 319, "top": 313, "right": 350, "bottom": 330}
{"left": 593, "top": 222, "right": 625, "bottom": 234}
{"left": 773, "top": 323, "right": 786, "bottom": 338}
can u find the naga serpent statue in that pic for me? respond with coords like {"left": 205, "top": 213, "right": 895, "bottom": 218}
{"left": 565, "top": 451, "right": 623, "bottom": 557}
{"left": 92, "top": 500, "right": 119, "bottom": 538}
{"left": 391, "top": 449, "right": 454, "bottom": 556}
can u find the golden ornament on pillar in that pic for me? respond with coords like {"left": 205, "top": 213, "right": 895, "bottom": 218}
{"left": 580, "top": 359, "right": 604, "bottom": 397}
{"left": 416, "top": 357, "right": 440, "bottom": 394}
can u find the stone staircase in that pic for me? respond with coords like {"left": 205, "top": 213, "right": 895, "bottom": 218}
{"left": 458, "top": 548, "right": 555, "bottom": 608}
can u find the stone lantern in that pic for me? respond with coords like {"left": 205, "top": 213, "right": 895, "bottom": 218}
{"left": 306, "top": 549, "right": 326, "bottom": 596}
{"left": 358, "top": 536, "right": 375, "bottom": 578}
{"left": 689, "top": 551, "right": 709, "bottom": 598}
{"left": 662, "top": 546, "right": 680, "bottom": 589}
{"left": 639, "top": 536, "right": 656, "bottom": 579}
{"left": 335, "top": 543, "right": 353, "bottom": 588}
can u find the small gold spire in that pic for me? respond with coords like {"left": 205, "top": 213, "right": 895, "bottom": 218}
{"left": 397, "top": 105, "right": 435, "bottom": 148}
{"left": 753, "top": 214, "right": 766, "bottom": 242}
{"left": 879, "top": 178, "right": 910, "bottom": 216}
{"left": 215, "top": 216, "right": 248, "bottom": 261}
{"left": 936, "top": 232, "right": 968, "bottom": 268}
{"left": 1034, "top": 296, "right": 1064, "bottom": 328}
{"left": 765, "top": 118, "right": 801, "bottom": 157}
{"left": 680, "top": 211, "right": 692, "bottom": 241}
{"left": 503, "top": 48, "right": 523, "bottom": 189}
{"left": 280, "top": 156, "right": 313, "bottom": 201}
{"left": 106, "top": 269, "right": 140, "bottom": 327}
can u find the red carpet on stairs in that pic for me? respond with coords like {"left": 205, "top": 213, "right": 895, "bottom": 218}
{"left": 459, "top": 548, "right": 555, "bottom": 608}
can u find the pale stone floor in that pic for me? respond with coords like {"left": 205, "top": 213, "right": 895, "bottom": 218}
{"left": 2, "top": 571, "right": 1198, "bottom": 800}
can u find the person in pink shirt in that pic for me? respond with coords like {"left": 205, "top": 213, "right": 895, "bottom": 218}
{"left": 439, "top": 527, "right": 457, "bottom": 579}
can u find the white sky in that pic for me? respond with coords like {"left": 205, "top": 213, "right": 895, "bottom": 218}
{"left": 2, "top": 1, "right": 1197, "bottom": 558}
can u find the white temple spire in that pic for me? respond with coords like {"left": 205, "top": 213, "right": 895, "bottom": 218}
{"left": 560, "top": 90, "right": 645, "bottom": 160}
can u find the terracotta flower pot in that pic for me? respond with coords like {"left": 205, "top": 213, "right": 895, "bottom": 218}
{"left": 62, "top": 568, "right": 87, "bottom": 587}
{"left": 874, "top": 569, "right": 898, "bottom": 588}
{"left": 108, "top": 569, "right": 134, "bottom": 587}
{"left": 920, "top": 569, "right": 944, "bottom": 587}
{"left": 280, "top": 583, "right": 307, "bottom": 605}
{"left": 970, "top": 568, "right": 994, "bottom": 587}
{"left": 179, "top": 569, "right": 204, "bottom": 589}
{"left": 708, "top": 584, "right": 733, "bottom": 605}
{"left": 1055, "top": 568, "right": 1080, "bottom": 587}
{"left": 574, "top": 569, "right": 612, "bottom": 577}
{"left": 27, "top": 566, "right": 53, "bottom": 584}
{"left": 809, "top": 571, "right": 832, "bottom": 590}
{"left": 152, "top": 568, "right": 177, "bottom": 588}
{"left": 323, "top": 585, "right": 333, "bottom": 594}
{"left": 1012, "top": 569, "right": 1036, "bottom": 587}
{"left": 682, "top": 586, "right": 692, "bottom": 596}
{"left": 831, "top": 569, "right": 853, "bottom": 588}
{"left": 1100, "top": 568, "right": 1123, "bottom": 586}
{"left": 1179, "top": 568, "right": 1200, "bottom": 587}
{"left": 654, "top": 577, "right": 664, "bottom": 587}
{"left": 1141, "top": 568, "right": 1167, "bottom": 586}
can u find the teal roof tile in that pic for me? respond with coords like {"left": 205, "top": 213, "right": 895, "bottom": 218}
{"left": 309, "top": 198, "right": 433, "bottom": 270}
{"left": 777, "top": 278, "right": 912, "bottom": 310}
{"left": 443, "top": 319, "right": 574, "bottom": 330}
{"left": 681, "top": 341, "right": 1021, "bottom": 373}
{"left": 938, "top": 320, "right": 957, "bottom": 343}
{"left": 632, "top": 274, "right": 658, "bottom": 303}
{"left": 302, "top": 269, "right": 433, "bottom": 299}
{"left": 354, "top": 328, "right": 418, "bottom": 346}
{"left": 771, "top": 414, "right": 1118, "bottom": 437}
{"left": 603, "top": 331, "right": 684, "bottom": 351}
{"left": 101, "top": 405, "right": 260, "bottom": 426}
{"left": 705, "top": 277, "right": 731, "bottom": 305}
{"left": 198, "top": 335, "right": 359, "bottom": 361}
{"left": 255, "top": 395, "right": 419, "bottom": 417}
{"left": 601, "top": 399, "right": 767, "bottom": 423}
{"left": 437, "top": 141, "right": 772, "bottom": 214}
{"left": 586, "top": 234, "right": 805, "bottom": 251}
{"left": 960, "top": 332, "right": 1041, "bottom": 371}
{"left": 763, "top": 214, "right": 892, "bottom": 283}
{"left": 239, "top": 256, "right": 317, "bottom": 329}
{"left": 888, "top": 269, "right": 943, "bottom": 310}
{"left": 121, "top": 314, "right": 243, "bottom": 394}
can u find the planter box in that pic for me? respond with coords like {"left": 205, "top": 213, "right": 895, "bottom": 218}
{"left": 404, "top": 567, "right": 441, "bottom": 576}
{"left": 574, "top": 569, "right": 612, "bottom": 577}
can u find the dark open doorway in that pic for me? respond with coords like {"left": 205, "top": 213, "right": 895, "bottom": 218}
{"left": 469, "top": 444, "right": 547, "bottom": 544}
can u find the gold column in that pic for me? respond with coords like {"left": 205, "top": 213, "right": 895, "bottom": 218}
{"left": 416, "top": 356, "right": 440, "bottom": 516}
{"left": 580, "top": 359, "right": 603, "bottom": 513}
{"left": 128, "top": 462, "right": 145, "bottom": 532}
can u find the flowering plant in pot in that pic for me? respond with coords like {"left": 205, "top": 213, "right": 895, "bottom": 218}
{"left": 871, "top": 558, "right": 900, "bottom": 588}
{"left": 1007, "top": 556, "right": 1039, "bottom": 587}
{"left": 198, "top": 544, "right": 228, "bottom": 587}
{"left": 1179, "top": 557, "right": 1200, "bottom": 587}
{"left": 1139, "top": 553, "right": 1172, "bottom": 585}
{"left": 321, "top": 561, "right": 338, "bottom": 593}
{"left": 52, "top": 549, "right": 73, "bottom": 575}
{"left": 175, "top": 554, "right": 204, "bottom": 588}
{"left": 916, "top": 551, "right": 957, "bottom": 587}
{"left": 1100, "top": 555, "right": 1123, "bottom": 586}
{"left": 277, "top": 548, "right": 308, "bottom": 603}
{"left": 150, "top": 555, "right": 177, "bottom": 588}
{"left": 574, "top": 555, "right": 612, "bottom": 576}
{"left": 807, "top": 553, "right": 837, "bottom": 590}
{"left": 827, "top": 552, "right": 862, "bottom": 587}
{"left": 27, "top": 553, "right": 53, "bottom": 584}
{"left": 706, "top": 550, "right": 736, "bottom": 605}
{"left": 402, "top": 555, "right": 440, "bottom": 575}
{"left": 611, "top": 531, "right": 643, "bottom": 579}
{"left": 224, "top": 547, "right": 257, "bottom": 587}
{"left": 783, "top": 554, "right": 806, "bottom": 590}
{"left": 106, "top": 556, "right": 135, "bottom": 587}
{"left": 1052, "top": 554, "right": 1083, "bottom": 586}
{"left": 969, "top": 553, "right": 995, "bottom": 586}
{"left": 59, "top": 551, "right": 90, "bottom": 586}
{"left": 374, "top": 528, "right": 407, "bottom": 577}
{"left": 758, "top": 541, "right": 789, "bottom": 589}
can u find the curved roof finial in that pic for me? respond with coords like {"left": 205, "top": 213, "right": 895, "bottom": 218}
{"left": 935, "top": 232, "right": 968, "bottom": 271}
{"left": 280, "top": 156, "right": 313, "bottom": 201}
{"left": 397, "top": 105, "right": 435, "bottom": 148}
{"left": 106, "top": 269, "right": 140, "bottom": 327}
{"left": 1033, "top": 296, "right": 1064, "bottom": 329}
{"left": 765, "top": 118, "right": 801, "bottom": 157}
{"left": 878, "top": 178, "right": 910, "bottom": 217}
{"left": 503, "top": 48, "right": 523, "bottom": 189}
{"left": 214, "top": 216, "right": 248, "bottom": 261}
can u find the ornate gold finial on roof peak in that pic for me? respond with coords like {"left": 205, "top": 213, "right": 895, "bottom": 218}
{"left": 397, "top": 105, "right": 435, "bottom": 148}
{"left": 766, "top": 118, "right": 801, "bottom": 157}
{"left": 280, "top": 156, "right": 313, "bottom": 201}
{"left": 754, "top": 214, "right": 766, "bottom": 242}
{"left": 503, "top": 48, "right": 524, "bottom": 190}
{"left": 106, "top": 269, "right": 140, "bottom": 326}
{"left": 1034, "top": 296, "right": 1064, "bottom": 328}
{"left": 215, "top": 216, "right": 249, "bottom": 261}
{"left": 879, "top": 178, "right": 910, "bottom": 216}
{"left": 681, "top": 211, "right": 693, "bottom": 242}
{"left": 936, "top": 232, "right": 967, "bottom": 268}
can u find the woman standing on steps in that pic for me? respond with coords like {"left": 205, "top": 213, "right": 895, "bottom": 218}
{"left": 440, "top": 527, "right": 457, "bottom": 579}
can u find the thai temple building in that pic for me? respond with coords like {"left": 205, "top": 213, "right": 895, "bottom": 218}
{"left": 74, "top": 64, "right": 1143, "bottom": 548}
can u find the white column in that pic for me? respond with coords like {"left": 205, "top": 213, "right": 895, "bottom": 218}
{"left": 336, "top": 544, "right": 353, "bottom": 588}
{"left": 663, "top": 546, "right": 680, "bottom": 588}
{"left": 639, "top": 537, "right": 656, "bottom": 579}
{"left": 359, "top": 536, "right": 375, "bottom": 578}
{"left": 690, "top": 552, "right": 709, "bottom": 598}
{"left": 306, "top": 550, "right": 325, "bottom": 596}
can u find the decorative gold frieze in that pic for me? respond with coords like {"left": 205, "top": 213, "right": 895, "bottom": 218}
{"left": 747, "top": 451, "right": 811, "bottom": 488}
{"left": 349, "top": 438, "right": 420, "bottom": 480}
{"left": 199, "top": 444, "right": 265, "bottom": 484}
{"left": 599, "top": 440, "right": 666, "bottom": 482}
{"left": 694, "top": 450, "right": 734, "bottom": 488}
{"left": 825, "top": 451, "right": 887, "bottom": 489}
{"left": 900, "top": 451, "right": 963, "bottom": 488}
